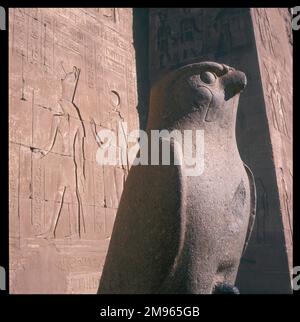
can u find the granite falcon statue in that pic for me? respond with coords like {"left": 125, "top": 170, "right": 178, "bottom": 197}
{"left": 98, "top": 62, "right": 256, "bottom": 294}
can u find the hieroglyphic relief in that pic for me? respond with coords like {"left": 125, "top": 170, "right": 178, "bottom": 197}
{"left": 279, "top": 168, "right": 292, "bottom": 238}
{"left": 251, "top": 8, "right": 293, "bottom": 272}
{"left": 149, "top": 8, "right": 252, "bottom": 82}
{"left": 263, "top": 60, "right": 290, "bottom": 138}
{"left": 37, "top": 65, "right": 86, "bottom": 240}
{"left": 9, "top": 8, "right": 139, "bottom": 293}
{"left": 254, "top": 9, "right": 277, "bottom": 57}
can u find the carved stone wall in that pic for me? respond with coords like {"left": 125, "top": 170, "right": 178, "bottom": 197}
{"left": 9, "top": 8, "right": 139, "bottom": 293}
{"left": 250, "top": 7, "right": 293, "bottom": 277}
{"left": 149, "top": 8, "right": 292, "bottom": 293}
{"left": 234, "top": 8, "right": 293, "bottom": 293}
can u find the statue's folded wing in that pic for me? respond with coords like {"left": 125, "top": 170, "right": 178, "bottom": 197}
{"left": 242, "top": 163, "right": 257, "bottom": 255}
{"left": 98, "top": 144, "right": 185, "bottom": 294}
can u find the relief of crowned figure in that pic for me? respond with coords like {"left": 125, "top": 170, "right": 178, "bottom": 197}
{"left": 38, "top": 63, "right": 87, "bottom": 240}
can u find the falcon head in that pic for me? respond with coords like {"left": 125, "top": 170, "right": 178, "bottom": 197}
{"left": 148, "top": 62, "right": 247, "bottom": 129}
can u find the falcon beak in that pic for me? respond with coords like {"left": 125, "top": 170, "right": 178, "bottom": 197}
{"left": 223, "top": 69, "right": 247, "bottom": 101}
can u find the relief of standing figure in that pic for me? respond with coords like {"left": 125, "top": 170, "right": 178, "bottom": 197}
{"left": 38, "top": 63, "right": 86, "bottom": 239}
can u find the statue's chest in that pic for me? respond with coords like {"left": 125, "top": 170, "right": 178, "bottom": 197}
{"left": 186, "top": 161, "right": 250, "bottom": 234}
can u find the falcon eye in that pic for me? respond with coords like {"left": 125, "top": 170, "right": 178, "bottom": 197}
{"left": 200, "top": 71, "right": 217, "bottom": 85}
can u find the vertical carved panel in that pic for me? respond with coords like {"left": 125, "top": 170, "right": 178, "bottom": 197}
{"left": 251, "top": 8, "right": 293, "bottom": 274}
{"left": 9, "top": 8, "right": 139, "bottom": 293}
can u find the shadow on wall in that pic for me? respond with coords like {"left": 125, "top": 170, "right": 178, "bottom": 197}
{"left": 133, "top": 8, "right": 150, "bottom": 130}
